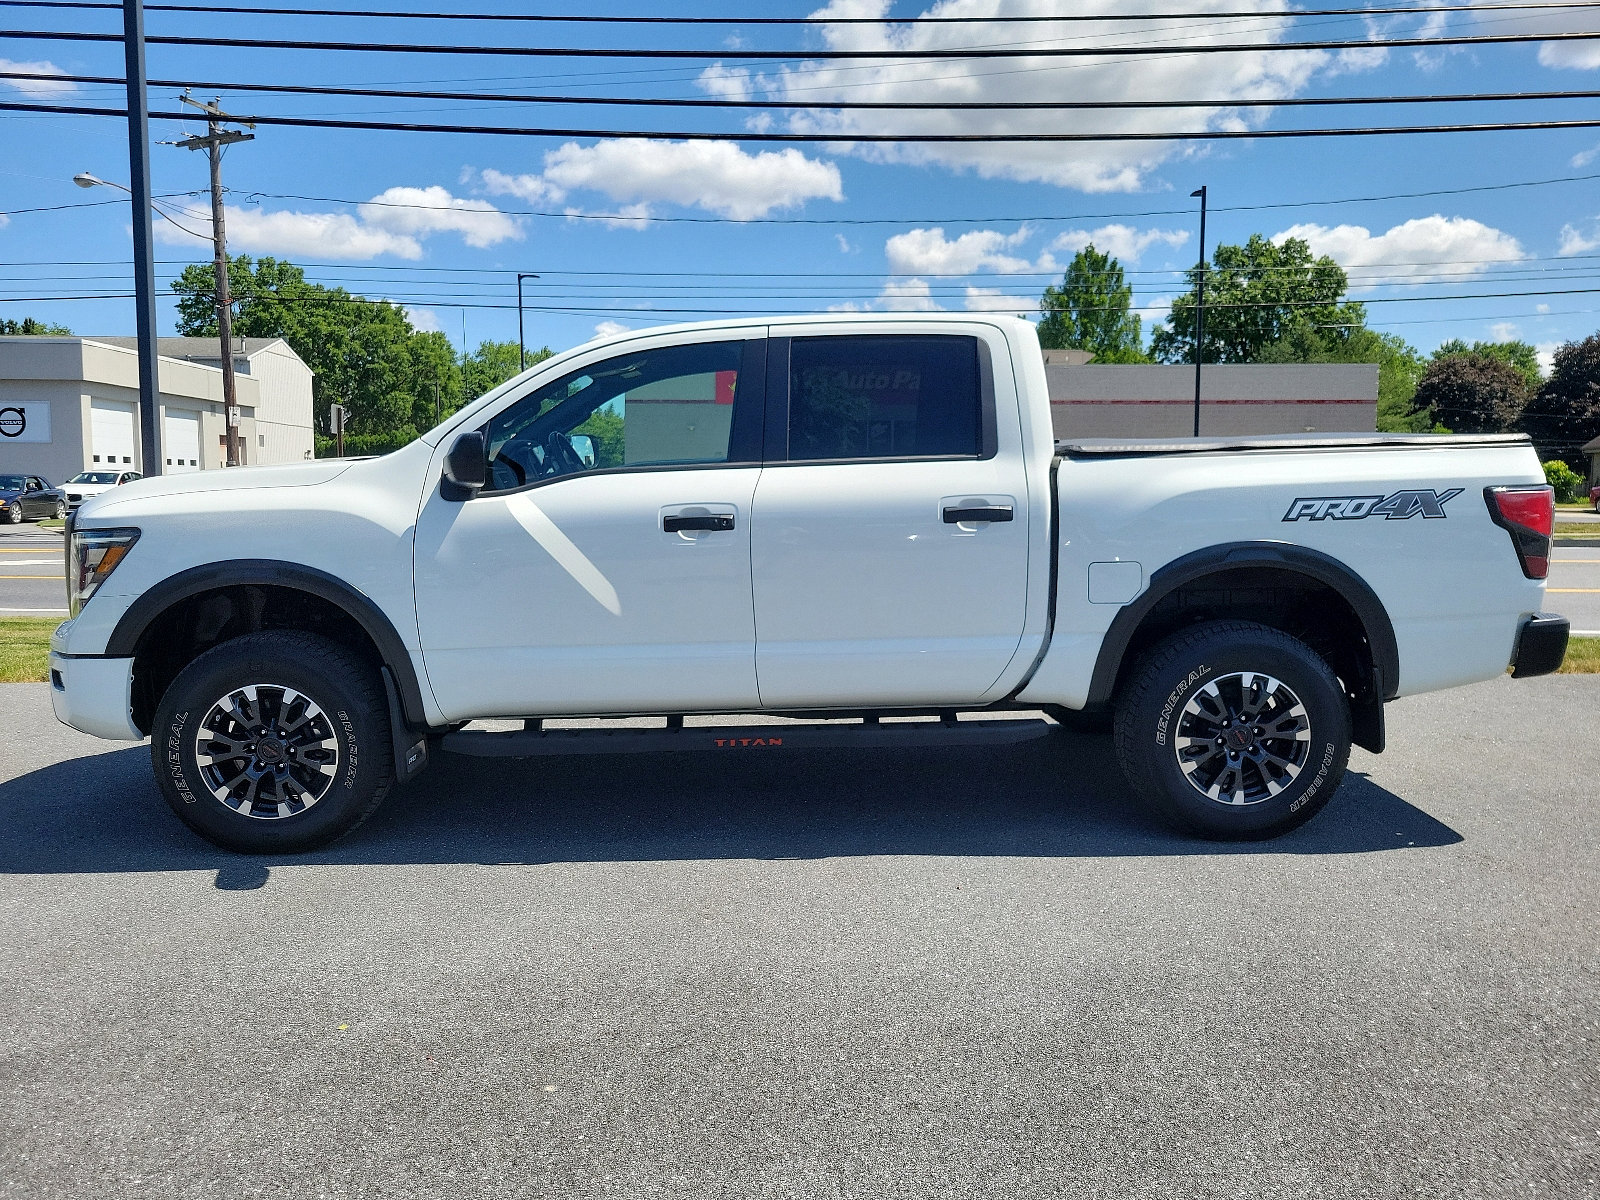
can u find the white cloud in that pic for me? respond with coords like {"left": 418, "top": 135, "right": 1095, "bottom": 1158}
{"left": 358, "top": 186, "right": 520, "bottom": 249}
{"left": 1274, "top": 215, "right": 1526, "bottom": 284}
{"left": 1558, "top": 221, "right": 1600, "bottom": 256}
{"left": 0, "top": 58, "right": 77, "bottom": 98}
{"left": 1049, "top": 224, "right": 1189, "bottom": 262}
{"left": 835, "top": 234, "right": 855, "bottom": 254}
{"left": 963, "top": 286, "right": 1027, "bottom": 313}
{"left": 884, "top": 227, "right": 1044, "bottom": 276}
{"left": 1540, "top": 42, "right": 1600, "bottom": 70}
{"left": 156, "top": 187, "right": 519, "bottom": 261}
{"left": 1573, "top": 143, "right": 1600, "bottom": 168}
{"left": 1490, "top": 322, "right": 1520, "bottom": 342}
{"left": 877, "top": 279, "right": 940, "bottom": 311}
{"left": 1537, "top": 303, "right": 1551, "bottom": 314}
{"left": 1136, "top": 294, "right": 1174, "bottom": 324}
{"left": 713, "top": 0, "right": 1342, "bottom": 193}
{"left": 406, "top": 307, "right": 443, "bottom": 333}
{"left": 1536, "top": 341, "right": 1560, "bottom": 375}
{"left": 0, "top": 214, "right": 9, "bottom": 231}
{"left": 481, "top": 140, "right": 843, "bottom": 221}
{"left": 592, "top": 320, "right": 629, "bottom": 339}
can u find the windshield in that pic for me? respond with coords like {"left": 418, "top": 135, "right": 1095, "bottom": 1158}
{"left": 0, "top": 475, "right": 25, "bottom": 491}
{"left": 69, "top": 472, "right": 119, "bottom": 484}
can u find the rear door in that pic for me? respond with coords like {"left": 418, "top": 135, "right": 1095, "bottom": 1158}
{"left": 749, "top": 326, "right": 1033, "bottom": 708}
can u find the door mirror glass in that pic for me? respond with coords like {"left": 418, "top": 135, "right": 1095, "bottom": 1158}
{"left": 567, "top": 434, "right": 596, "bottom": 468}
{"left": 442, "top": 430, "right": 488, "bottom": 500}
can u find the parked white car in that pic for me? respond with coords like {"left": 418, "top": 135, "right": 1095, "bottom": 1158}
{"left": 61, "top": 470, "right": 142, "bottom": 511}
{"left": 50, "top": 315, "right": 1568, "bottom": 852}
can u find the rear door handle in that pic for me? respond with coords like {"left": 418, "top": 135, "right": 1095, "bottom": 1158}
{"left": 663, "top": 513, "right": 735, "bottom": 533}
{"left": 943, "top": 505, "right": 1013, "bottom": 524}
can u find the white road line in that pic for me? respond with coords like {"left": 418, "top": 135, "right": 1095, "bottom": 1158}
{"left": 0, "top": 559, "right": 59, "bottom": 566}
{"left": 0, "top": 607, "right": 66, "bottom": 614}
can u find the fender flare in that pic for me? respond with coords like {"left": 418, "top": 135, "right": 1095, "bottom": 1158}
{"left": 105, "top": 559, "right": 429, "bottom": 728}
{"left": 1084, "top": 541, "right": 1400, "bottom": 708}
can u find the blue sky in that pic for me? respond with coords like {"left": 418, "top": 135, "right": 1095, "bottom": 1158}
{"left": 3, "top": 0, "right": 1600, "bottom": 370}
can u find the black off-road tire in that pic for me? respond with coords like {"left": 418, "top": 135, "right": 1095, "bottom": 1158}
{"left": 1112, "top": 620, "right": 1352, "bottom": 840}
{"left": 150, "top": 631, "right": 395, "bottom": 853}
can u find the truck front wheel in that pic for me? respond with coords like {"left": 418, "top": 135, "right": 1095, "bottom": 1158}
{"left": 1112, "top": 621, "right": 1352, "bottom": 840}
{"left": 150, "top": 631, "right": 395, "bottom": 853}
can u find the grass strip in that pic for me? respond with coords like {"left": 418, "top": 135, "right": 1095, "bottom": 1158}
{"left": 1559, "top": 635, "right": 1600, "bottom": 674}
{"left": 0, "top": 617, "right": 59, "bottom": 683}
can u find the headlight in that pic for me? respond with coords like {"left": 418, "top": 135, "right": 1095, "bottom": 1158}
{"left": 68, "top": 525, "right": 140, "bottom": 617}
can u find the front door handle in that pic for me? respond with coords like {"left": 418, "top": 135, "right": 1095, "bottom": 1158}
{"left": 663, "top": 513, "right": 735, "bottom": 533}
{"left": 943, "top": 505, "right": 1013, "bottom": 524}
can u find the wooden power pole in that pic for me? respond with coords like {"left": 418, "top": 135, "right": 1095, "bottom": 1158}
{"left": 177, "top": 93, "right": 254, "bottom": 467}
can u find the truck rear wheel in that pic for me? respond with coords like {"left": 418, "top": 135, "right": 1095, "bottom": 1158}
{"left": 150, "top": 631, "right": 395, "bottom": 853}
{"left": 1112, "top": 620, "right": 1351, "bottom": 840}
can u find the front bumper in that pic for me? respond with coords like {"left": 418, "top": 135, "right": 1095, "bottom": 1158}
{"left": 49, "top": 651, "right": 143, "bottom": 740}
{"left": 1510, "top": 612, "right": 1570, "bottom": 679}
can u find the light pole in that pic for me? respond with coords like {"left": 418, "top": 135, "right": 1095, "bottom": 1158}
{"left": 516, "top": 272, "right": 539, "bottom": 371}
{"left": 74, "top": 172, "right": 209, "bottom": 475}
{"left": 1190, "top": 185, "right": 1208, "bottom": 439}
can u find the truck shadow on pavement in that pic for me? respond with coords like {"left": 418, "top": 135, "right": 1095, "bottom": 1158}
{"left": 0, "top": 728, "right": 1462, "bottom": 884}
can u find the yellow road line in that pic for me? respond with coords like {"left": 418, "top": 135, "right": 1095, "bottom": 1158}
{"left": 0, "top": 574, "right": 62, "bottom": 580}
{"left": 1547, "top": 588, "right": 1600, "bottom": 593}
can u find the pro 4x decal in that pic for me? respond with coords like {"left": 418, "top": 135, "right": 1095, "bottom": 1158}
{"left": 1281, "top": 488, "right": 1463, "bottom": 522}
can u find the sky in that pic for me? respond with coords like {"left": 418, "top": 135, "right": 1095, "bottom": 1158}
{"left": 3, "top": 0, "right": 1600, "bottom": 372}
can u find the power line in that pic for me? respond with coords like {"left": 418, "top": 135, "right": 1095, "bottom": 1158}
{"left": 10, "top": 101, "right": 1600, "bottom": 142}
{"left": 7, "top": 0, "right": 1600, "bottom": 22}
{"left": 12, "top": 70, "right": 1600, "bottom": 115}
{"left": 9, "top": 26, "right": 1600, "bottom": 60}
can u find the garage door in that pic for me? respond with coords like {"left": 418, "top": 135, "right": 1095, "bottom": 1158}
{"left": 164, "top": 409, "right": 201, "bottom": 473}
{"left": 89, "top": 399, "right": 137, "bottom": 468}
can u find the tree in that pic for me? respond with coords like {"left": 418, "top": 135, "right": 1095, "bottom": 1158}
{"left": 1413, "top": 353, "right": 1531, "bottom": 434}
{"left": 1432, "top": 338, "right": 1542, "bottom": 391}
{"left": 1037, "top": 245, "right": 1147, "bottom": 362}
{"left": 1151, "top": 234, "right": 1366, "bottom": 365}
{"left": 1518, "top": 332, "right": 1600, "bottom": 467}
{"left": 460, "top": 339, "right": 551, "bottom": 402}
{"left": 1257, "top": 325, "right": 1435, "bottom": 432}
{"left": 0, "top": 317, "right": 72, "bottom": 335}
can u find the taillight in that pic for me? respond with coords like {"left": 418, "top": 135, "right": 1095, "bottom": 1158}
{"left": 1484, "top": 485, "right": 1554, "bottom": 580}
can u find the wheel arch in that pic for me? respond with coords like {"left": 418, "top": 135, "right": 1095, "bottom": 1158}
{"left": 1086, "top": 542, "right": 1399, "bottom": 752}
{"left": 106, "top": 560, "right": 428, "bottom": 736}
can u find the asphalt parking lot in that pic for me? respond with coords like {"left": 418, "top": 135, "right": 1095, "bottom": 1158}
{"left": 0, "top": 522, "right": 65, "bottom": 615}
{"left": 1, "top": 675, "right": 1596, "bottom": 1199}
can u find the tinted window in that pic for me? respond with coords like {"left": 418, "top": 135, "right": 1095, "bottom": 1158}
{"left": 484, "top": 341, "right": 745, "bottom": 492}
{"left": 788, "top": 335, "right": 982, "bottom": 461}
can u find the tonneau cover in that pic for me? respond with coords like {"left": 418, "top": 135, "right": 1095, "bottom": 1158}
{"left": 1057, "top": 432, "right": 1532, "bottom": 457}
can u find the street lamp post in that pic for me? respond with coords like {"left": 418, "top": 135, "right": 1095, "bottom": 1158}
{"left": 1190, "top": 185, "right": 1208, "bottom": 439}
{"left": 516, "top": 272, "right": 539, "bottom": 372}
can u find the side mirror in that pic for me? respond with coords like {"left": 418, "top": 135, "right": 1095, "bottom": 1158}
{"left": 568, "top": 433, "right": 596, "bottom": 468}
{"left": 441, "top": 430, "right": 487, "bottom": 501}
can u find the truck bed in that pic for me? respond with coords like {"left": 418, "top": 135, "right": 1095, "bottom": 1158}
{"left": 1057, "top": 432, "right": 1533, "bottom": 457}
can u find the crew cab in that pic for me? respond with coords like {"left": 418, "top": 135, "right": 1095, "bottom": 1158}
{"left": 49, "top": 315, "right": 1568, "bottom": 852}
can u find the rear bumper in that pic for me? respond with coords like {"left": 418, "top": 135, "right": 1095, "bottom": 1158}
{"left": 49, "top": 652, "right": 143, "bottom": 740}
{"left": 1510, "top": 613, "right": 1570, "bottom": 679}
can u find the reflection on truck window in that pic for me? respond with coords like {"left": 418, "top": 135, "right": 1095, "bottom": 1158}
{"left": 789, "top": 335, "right": 982, "bottom": 461}
{"left": 483, "top": 341, "right": 743, "bottom": 491}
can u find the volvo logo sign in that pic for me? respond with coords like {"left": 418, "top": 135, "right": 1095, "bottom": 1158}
{"left": 0, "top": 407, "right": 24, "bottom": 438}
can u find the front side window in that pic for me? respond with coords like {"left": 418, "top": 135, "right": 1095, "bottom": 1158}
{"left": 788, "top": 335, "right": 982, "bottom": 461}
{"left": 483, "top": 341, "right": 745, "bottom": 492}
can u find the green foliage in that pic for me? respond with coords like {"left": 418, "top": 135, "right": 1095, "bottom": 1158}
{"left": 1413, "top": 353, "right": 1531, "bottom": 435}
{"left": 1037, "top": 245, "right": 1147, "bottom": 361}
{"left": 1520, "top": 332, "right": 1600, "bottom": 468}
{"left": 313, "top": 426, "right": 420, "bottom": 459}
{"left": 0, "top": 317, "right": 72, "bottom": 335}
{"left": 1433, "top": 338, "right": 1542, "bottom": 391}
{"left": 1543, "top": 459, "right": 1584, "bottom": 502}
{"left": 172, "top": 255, "right": 558, "bottom": 452}
{"left": 573, "top": 407, "right": 625, "bottom": 468}
{"left": 1151, "top": 235, "right": 1366, "bottom": 365}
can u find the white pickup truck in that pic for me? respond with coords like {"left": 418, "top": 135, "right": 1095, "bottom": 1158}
{"left": 51, "top": 315, "right": 1568, "bottom": 852}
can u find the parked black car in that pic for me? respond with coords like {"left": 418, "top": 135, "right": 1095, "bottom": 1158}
{"left": 0, "top": 474, "right": 65, "bottom": 523}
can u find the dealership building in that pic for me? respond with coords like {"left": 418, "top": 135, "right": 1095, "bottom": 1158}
{"left": 0, "top": 335, "right": 314, "bottom": 483}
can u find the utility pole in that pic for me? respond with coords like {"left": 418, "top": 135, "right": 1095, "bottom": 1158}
{"left": 516, "top": 272, "right": 539, "bottom": 371}
{"left": 177, "top": 93, "right": 254, "bottom": 467}
{"left": 1190, "top": 185, "right": 1208, "bottom": 439}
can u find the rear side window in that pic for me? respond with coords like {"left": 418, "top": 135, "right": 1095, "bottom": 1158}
{"left": 788, "top": 335, "right": 982, "bottom": 461}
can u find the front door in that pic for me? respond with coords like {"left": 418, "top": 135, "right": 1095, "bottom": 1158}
{"left": 750, "top": 330, "right": 1033, "bottom": 709}
{"left": 415, "top": 333, "right": 767, "bottom": 721}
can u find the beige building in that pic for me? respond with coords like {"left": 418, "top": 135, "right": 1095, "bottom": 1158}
{"left": 1043, "top": 353, "right": 1379, "bottom": 439}
{"left": 0, "top": 336, "right": 314, "bottom": 483}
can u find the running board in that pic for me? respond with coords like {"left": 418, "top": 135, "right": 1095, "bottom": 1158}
{"left": 440, "top": 717, "right": 1053, "bottom": 759}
